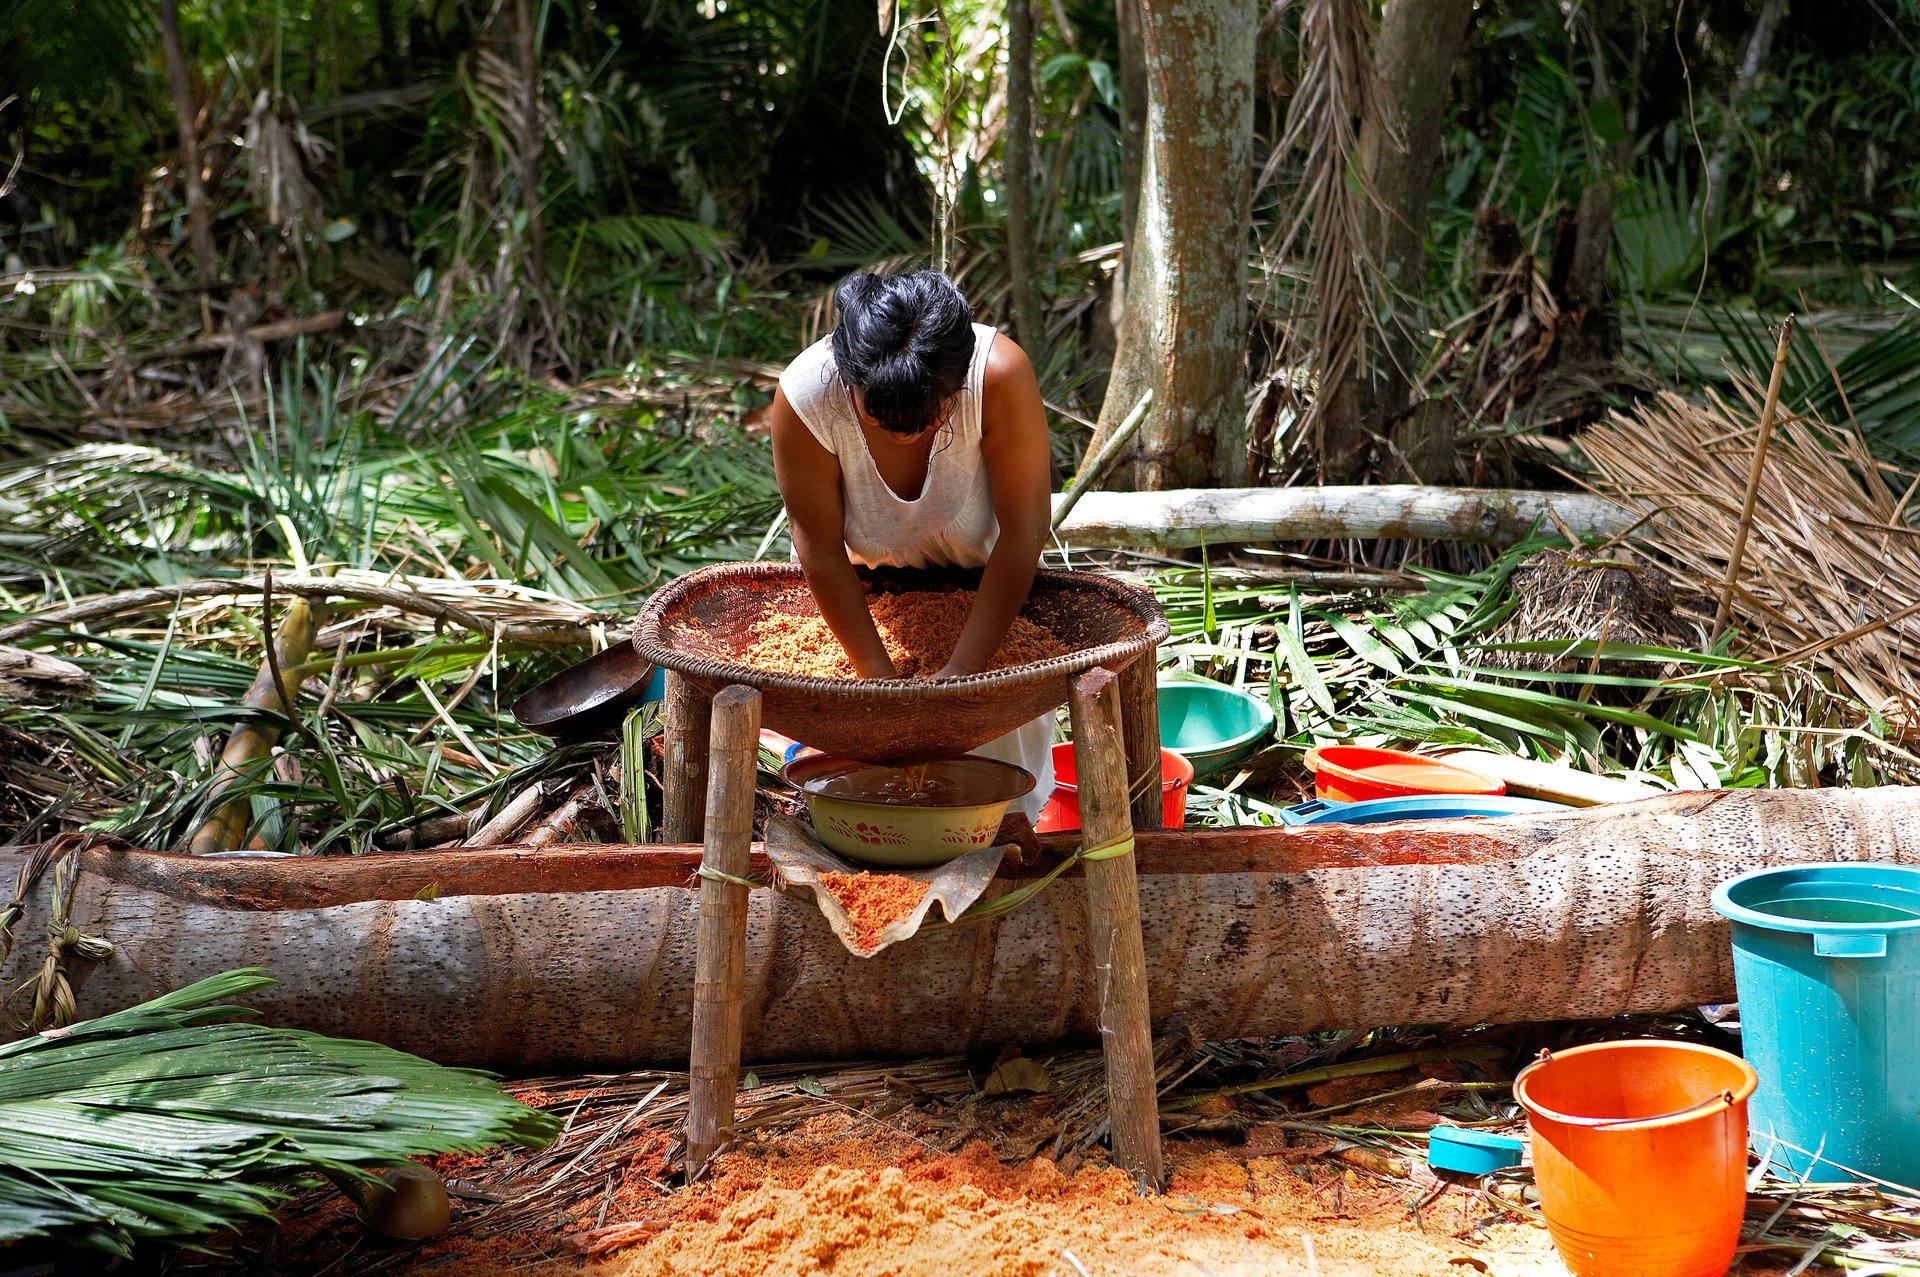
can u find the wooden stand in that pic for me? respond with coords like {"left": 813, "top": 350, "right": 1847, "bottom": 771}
{"left": 684, "top": 685, "right": 760, "bottom": 1176}
{"left": 668, "top": 661, "right": 1164, "bottom": 1189}
{"left": 1067, "top": 666, "right": 1165, "bottom": 1189}
{"left": 1118, "top": 654, "right": 1164, "bottom": 832}
{"left": 663, "top": 671, "right": 712, "bottom": 844}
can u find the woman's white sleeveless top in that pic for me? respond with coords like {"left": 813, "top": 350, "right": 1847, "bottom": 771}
{"left": 777, "top": 322, "right": 999, "bottom": 569}
{"left": 775, "top": 321, "right": 1054, "bottom": 819}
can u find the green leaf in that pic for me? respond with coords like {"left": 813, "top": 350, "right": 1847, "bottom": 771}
{"left": 1326, "top": 614, "right": 1404, "bottom": 676}
{"left": 1277, "top": 591, "right": 1336, "bottom": 719}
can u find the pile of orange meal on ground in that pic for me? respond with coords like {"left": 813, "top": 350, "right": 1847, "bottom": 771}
{"left": 741, "top": 590, "right": 1068, "bottom": 678}
{"left": 820, "top": 870, "right": 929, "bottom": 952}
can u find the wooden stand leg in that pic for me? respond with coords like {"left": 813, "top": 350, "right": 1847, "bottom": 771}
{"left": 1067, "top": 666, "right": 1164, "bottom": 1190}
{"left": 684, "top": 684, "right": 760, "bottom": 1176}
{"left": 663, "top": 671, "right": 712, "bottom": 844}
{"left": 1119, "top": 651, "right": 1164, "bottom": 831}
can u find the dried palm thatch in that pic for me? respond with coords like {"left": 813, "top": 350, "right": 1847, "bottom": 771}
{"left": 1477, "top": 547, "right": 1707, "bottom": 677}
{"left": 1582, "top": 386, "right": 1920, "bottom": 723}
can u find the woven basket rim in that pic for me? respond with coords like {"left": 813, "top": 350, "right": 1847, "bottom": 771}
{"left": 632, "top": 562, "right": 1167, "bottom": 696}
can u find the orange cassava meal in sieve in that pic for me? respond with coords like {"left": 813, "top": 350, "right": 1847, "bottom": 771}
{"left": 820, "top": 870, "right": 930, "bottom": 952}
{"left": 741, "top": 589, "right": 1068, "bottom": 679}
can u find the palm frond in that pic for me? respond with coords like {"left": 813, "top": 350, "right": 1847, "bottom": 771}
{"left": 0, "top": 969, "right": 558, "bottom": 1256}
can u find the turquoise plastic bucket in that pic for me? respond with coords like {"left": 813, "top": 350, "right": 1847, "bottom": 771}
{"left": 1712, "top": 862, "right": 1920, "bottom": 1185}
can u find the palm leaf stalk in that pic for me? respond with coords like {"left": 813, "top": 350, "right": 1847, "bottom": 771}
{"left": 0, "top": 969, "right": 559, "bottom": 1257}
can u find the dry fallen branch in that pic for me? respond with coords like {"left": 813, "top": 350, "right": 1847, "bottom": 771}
{"left": 0, "top": 645, "right": 92, "bottom": 705}
{"left": 0, "top": 573, "right": 607, "bottom": 647}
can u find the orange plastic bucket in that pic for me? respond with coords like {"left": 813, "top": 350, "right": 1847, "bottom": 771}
{"left": 1305, "top": 745, "right": 1504, "bottom": 802}
{"left": 1035, "top": 743, "right": 1192, "bottom": 832}
{"left": 1515, "top": 1040, "right": 1758, "bottom": 1277}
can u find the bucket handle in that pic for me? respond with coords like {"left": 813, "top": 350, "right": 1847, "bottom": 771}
{"left": 1813, "top": 931, "right": 1888, "bottom": 959}
{"left": 1279, "top": 799, "right": 1332, "bottom": 826}
{"left": 1529, "top": 1049, "right": 1737, "bottom": 1127}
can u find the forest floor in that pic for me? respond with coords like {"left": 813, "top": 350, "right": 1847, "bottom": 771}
{"left": 169, "top": 1040, "right": 1821, "bottom": 1277}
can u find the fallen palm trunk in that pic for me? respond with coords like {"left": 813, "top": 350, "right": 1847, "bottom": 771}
{"left": 1049, "top": 486, "right": 1643, "bottom": 549}
{"left": 3, "top": 788, "right": 1915, "bottom": 1069}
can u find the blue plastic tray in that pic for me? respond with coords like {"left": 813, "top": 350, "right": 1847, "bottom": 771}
{"left": 1279, "top": 794, "right": 1568, "bottom": 825}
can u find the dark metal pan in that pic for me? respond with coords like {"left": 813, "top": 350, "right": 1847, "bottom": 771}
{"left": 512, "top": 642, "right": 665, "bottom": 739}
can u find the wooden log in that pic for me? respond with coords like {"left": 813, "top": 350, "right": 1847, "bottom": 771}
{"left": 1433, "top": 750, "right": 1663, "bottom": 808}
{"left": 685, "top": 686, "right": 760, "bottom": 1175}
{"left": 523, "top": 784, "right": 596, "bottom": 849}
{"left": 1068, "top": 667, "right": 1163, "bottom": 1188}
{"left": 663, "top": 671, "right": 711, "bottom": 844}
{"left": 466, "top": 783, "right": 549, "bottom": 848}
{"left": 0, "top": 644, "right": 92, "bottom": 705}
{"left": 140, "top": 310, "right": 346, "bottom": 364}
{"left": 186, "top": 596, "right": 317, "bottom": 854}
{"left": 1119, "top": 654, "right": 1165, "bottom": 831}
{"left": 1049, "top": 486, "right": 1641, "bottom": 549}
{"left": 7, "top": 788, "right": 1920, "bottom": 1069}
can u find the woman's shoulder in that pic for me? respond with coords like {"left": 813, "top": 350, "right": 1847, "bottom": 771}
{"left": 978, "top": 328, "right": 1035, "bottom": 394}
{"left": 777, "top": 333, "right": 848, "bottom": 451}
{"left": 778, "top": 333, "right": 841, "bottom": 407}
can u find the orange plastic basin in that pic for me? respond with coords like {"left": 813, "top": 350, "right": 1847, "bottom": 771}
{"left": 1306, "top": 745, "right": 1504, "bottom": 802}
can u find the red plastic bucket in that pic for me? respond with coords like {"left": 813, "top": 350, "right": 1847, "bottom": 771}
{"left": 1516, "top": 1040, "right": 1757, "bottom": 1277}
{"left": 1305, "top": 745, "right": 1504, "bottom": 802}
{"left": 1035, "top": 742, "right": 1192, "bottom": 832}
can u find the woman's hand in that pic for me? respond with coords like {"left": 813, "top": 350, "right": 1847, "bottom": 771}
{"left": 931, "top": 659, "right": 977, "bottom": 680}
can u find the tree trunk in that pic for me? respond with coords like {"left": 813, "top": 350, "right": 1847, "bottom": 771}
{"left": 1355, "top": 0, "right": 1476, "bottom": 455}
{"left": 1114, "top": 0, "right": 1148, "bottom": 298}
{"left": 1091, "top": 0, "right": 1255, "bottom": 491}
{"left": 511, "top": 0, "right": 555, "bottom": 352}
{"left": 1703, "top": 0, "right": 1788, "bottom": 224}
{"left": 1004, "top": 0, "right": 1045, "bottom": 353}
{"left": 11, "top": 788, "right": 1917, "bottom": 1067}
{"left": 157, "top": 0, "right": 219, "bottom": 307}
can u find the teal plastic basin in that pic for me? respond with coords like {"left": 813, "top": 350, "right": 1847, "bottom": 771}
{"left": 1712, "top": 863, "right": 1920, "bottom": 1184}
{"left": 1157, "top": 680, "right": 1275, "bottom": 779}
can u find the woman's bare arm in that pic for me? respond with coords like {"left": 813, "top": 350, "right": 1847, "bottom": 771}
{"left": 935, "top": 334, "right": 1052, "bottom": 677}
{"left": 768, "top": 388, "right": 898, "bottom": 678}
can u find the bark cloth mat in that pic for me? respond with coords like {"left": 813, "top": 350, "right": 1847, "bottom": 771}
{"left": 762, "top": 814, "right": 1007, "bottom": 957}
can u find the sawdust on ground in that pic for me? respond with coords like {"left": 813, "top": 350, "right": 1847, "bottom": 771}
{"left": 184, "top": 1115, "right": 1815, "bottom": 1277}
{"left": 575, "top": 1119, "right": 1570, "bottom": 1277}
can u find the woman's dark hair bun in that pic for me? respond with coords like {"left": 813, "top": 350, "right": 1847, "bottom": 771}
{"left": 830, "top": 270, "right": 975, "bottom": 434}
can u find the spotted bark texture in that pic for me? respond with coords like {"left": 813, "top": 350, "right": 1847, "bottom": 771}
{"left": 1095, "top": 0, "right": 1255, "bottom": 490}
{"left": 1359, "top": 0, "right": 1476, "bottom": 447}
{"left": 5, "top": 788, "right": 1915, "bottom": 1068}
